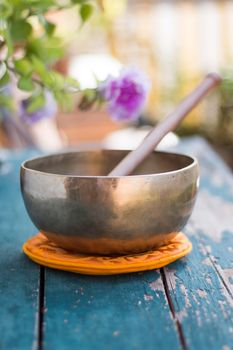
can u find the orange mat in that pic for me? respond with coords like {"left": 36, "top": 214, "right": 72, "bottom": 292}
{"left": 23, "top": 232, "right": 192, "bottom": 275}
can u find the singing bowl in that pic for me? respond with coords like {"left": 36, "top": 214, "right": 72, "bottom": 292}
{"left": 20, "top": 150, "right": 199, "bottom": 255}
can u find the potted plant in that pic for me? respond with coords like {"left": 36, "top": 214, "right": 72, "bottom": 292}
{"left": 0, "top": 0, "right": 150, "bottom": 150}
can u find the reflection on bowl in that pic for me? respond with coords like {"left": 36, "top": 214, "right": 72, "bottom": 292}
{"left": 21, "top": 150, "right": 199, "bottom": 255}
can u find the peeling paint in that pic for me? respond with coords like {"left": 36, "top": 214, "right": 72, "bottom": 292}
{"left": 197, "top": 289, "right": 208, "bottom": 299}
{"left": 218, "top": 300, "right": 228, "bottom": 319}
{"left": 149, "top": 277, "right": 164, "bottom": 293}
{"left": 144, "top": 294, "right": 153, "bottom": 301}
{"left": 113, "top": 331, "right": 120, "bottom": 337}
{"left": 164, "top": 268, "right": 178, "bottom": 291}
{"left": 202, "top": 258, "right": 212, "bottom": 266}
{"left": 205, "top": 245, "right": 212, "bottom": 254}
{"left": 192, "top": 293, "right": 200, "bottom": 305}
{"left": 214, "top": 264, "right": 233, "bottom": 300}
{"left": 222, "top": 346, "right": 231, "bottom": 350}
{"left": 206, "top": 275, "right": 213, "bottom": 286}
{"left": 180, "top": 284, "right": 191, "bottom": 309}
{"left": 223, "top": 269, "right": 233, "bottom": 286}
{"left": 176, "top": 308, "right": 188, "bottom": 322}
{"left": 187, "top": 190, "right": 233, "bottom": 242}
{"left": 195, "top": 309, "right": 202, "bottom": 326}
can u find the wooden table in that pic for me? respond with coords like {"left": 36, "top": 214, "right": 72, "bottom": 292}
{"left": 0, "top": 137, "right": 232, "bottom": 350}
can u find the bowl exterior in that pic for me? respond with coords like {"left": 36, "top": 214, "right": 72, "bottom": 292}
{"left": 21, "top": 153, "right": 199, "bottom": 255}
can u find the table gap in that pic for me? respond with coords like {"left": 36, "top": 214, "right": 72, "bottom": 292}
{"left": 38, "top": 266, "right": 45, "bottom": 350}
{"left": 160, "top": 268, "right": 188, "bottom": 350}
{"left": 199, "top": 236, "right": 233, "bottom": 299}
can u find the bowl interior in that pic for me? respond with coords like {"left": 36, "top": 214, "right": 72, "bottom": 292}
{"left": 23, "top": 150, "right": 194, "bottom": 177}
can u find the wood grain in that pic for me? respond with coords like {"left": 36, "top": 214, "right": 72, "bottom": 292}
{"left": 0, "top": 137, "right": 232, "bottom": 350}
{"left": 162, "top": 137, "right": 233, "bottom": 350}
{"left": 43, "top": 270, "right": 181, "bottom": 350}
{"left": 0, "top": 150, "right": 40, "bottom": 350}
{"left": 42, "top": 137, "right": 233, "bottom": 350}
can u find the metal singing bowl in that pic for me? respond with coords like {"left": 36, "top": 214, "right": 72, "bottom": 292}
{"left": 21, "top": 150, "right": 199, "bottom": 255}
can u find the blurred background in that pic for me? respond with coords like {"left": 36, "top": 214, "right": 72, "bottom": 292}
{"left": 0, "top": 0, "right": 233, "bottom": 168}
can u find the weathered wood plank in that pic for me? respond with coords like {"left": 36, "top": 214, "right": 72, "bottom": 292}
{"left": 2, "top": 137, "right": 232, "bottom": 350}
{"left": 0, "top": 150, "right": 40, "bottom": 350}
{"left": 43, "top": 269, "right": 182, "bottom": 350}
{"left": 42, "top": 137, "right": 233, "bottom": 350}
{"left": 162, "top": 137, "right": 233, "bottom": 350}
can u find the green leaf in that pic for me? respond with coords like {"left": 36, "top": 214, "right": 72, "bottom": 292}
{"left": 26, "top": 92, "right": 45, "bottom": 113}
{"left": 50, "top": 71, "right": 64, "bottom": 90}
{"left": 54, "top": 91, "right": 73, "bottom": 111}
{"left": 14, "top": 58, "right": 32, "bottom": 75}
{"left": 17, "top": 76, "right": 34, "bottom": 91}
{"left": 80, "top": 3, "right": 93, "bottom": 22}
{"left": 78, "top": 89, "right": 97, "bottom": 110}
{"left": 38, "top": 14, "right": 56, "bottom": 36}
{"left": 10, "top": 20, "right": 32, "bottom": 41}
{"left": 44, "top": 21, "right": 56, "bottom": 36}
{"left": 24, "top": 0, "right": 56, "bottom": 11}
{"left": 0, "top": 70, "right": 9, "bottom": 87}
{"left": 27, "top": 37, "right": 63, "bottom": 65}
{"left": 0, "top": 1, "right": 13, "bottom": 18}
{"left": 0, "top": 62, "right": 7, "bottom": 80}
{"left": 0, "top": 18, "right": 7, "bottom": 33}
{"left": 38, "top": 71, "right": 54, "bottom": 88}
{"left": 44, "top": 46, "right": 63, "bottom": 64}
{"left": 72, "top": 0, "right": 88, "bottom": 3}
{"left": 4, "top": 28, "right": 13, "bottom": 58}
{"left": 30, "top": 55, "right": 46, "bottom": 75}
{"left": 40, "top": 70, "right": 64, "bottom": 91}
{"left": 64, "top": 76, "right": 80, "bottom": 91}
{"left": 29, "top": 56, "right": 77, "bottom": 93}
{"left": 84, "top": 88, "right": 97, "bottom": 100}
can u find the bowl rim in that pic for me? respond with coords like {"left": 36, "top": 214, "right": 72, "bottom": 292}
{"left": 21, "top": 149, "right": 198, "bottom": 179}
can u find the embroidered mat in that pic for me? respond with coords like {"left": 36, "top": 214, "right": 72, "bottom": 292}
{"left": 23, "top": 232, "right": 192, "bottom": 275}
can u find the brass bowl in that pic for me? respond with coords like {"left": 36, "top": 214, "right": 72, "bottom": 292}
{"left": 20, "top": 150, "right": 199, "bottom": 255}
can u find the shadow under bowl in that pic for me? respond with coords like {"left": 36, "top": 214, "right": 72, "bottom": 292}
{"left": 20, "top": 150, "right": 199, "bottom": 255}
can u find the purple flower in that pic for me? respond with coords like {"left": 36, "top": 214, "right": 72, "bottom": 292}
{"left": 19, "top": 91, "right": 57, "bottom": 125}
{"left": 99, "top": 67, "right": 150, "bottom": 122}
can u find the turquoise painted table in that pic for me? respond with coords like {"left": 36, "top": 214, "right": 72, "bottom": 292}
{"left": 0, "top": 137, "right": 232, "bottom": 350}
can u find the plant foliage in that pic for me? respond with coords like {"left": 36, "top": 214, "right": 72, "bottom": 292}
{"left": 0, "top": 0, "right": 95, "bottom": 111}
